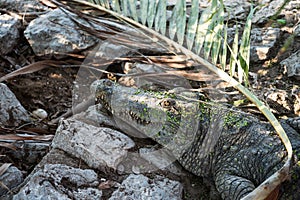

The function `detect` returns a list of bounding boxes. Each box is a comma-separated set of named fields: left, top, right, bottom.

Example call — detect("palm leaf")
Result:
left=50, top=0, right=293, bottom=199
left=186, top=0, right=199, bottom=50
left=109, top=0, right=120, bottom=12
left=229, top=24, right=239, bottom=76
left=219, top=21, right=228, bottom=70
left=154, top=0, right=166, bottom=34
left=147, top=0, right=158, bottom=29
left=194, top=1, right=214, bottom=55
left=238, top=5, right=256, bottom=84
left=139, top=0, right=148, bottom=25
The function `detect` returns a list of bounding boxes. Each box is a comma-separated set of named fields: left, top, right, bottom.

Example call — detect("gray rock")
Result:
left=24, top=8, right=98, bottom=56
left=73, top=188, right=103, bottom=200
left=281, top=50, right=300, bottom=79
left=109, top=174, right=183, bottom=200
left=0, top=14, right=21, bottom=54
left=0, top=165, right=23, bottom=196
left=282, top=0, right=300, bottom=24
left=225, top=26, right=281, bottom=62
left=52, top=119, right=135, bottom=170
left=139, top=147, right=183, bottom=176
left=252, top=0, right=285, bottom=24
left=13, top=164, right=102, bottom=200
left=265, top=89, right=293, bottom=115
left=0, top=0, right=48, bottom=13
left=294, top=24, right=300, bottom=37
left=0, top=83, right=31, bottom=127
left=73, top=104, right=117, bottom=128
left=36, top=148, right=90, bottom=169
left=8, top=142, right=50, bottom=165
left=250, top=27, right=280, bottom=62
left=223, top=0, right=251, bottom=21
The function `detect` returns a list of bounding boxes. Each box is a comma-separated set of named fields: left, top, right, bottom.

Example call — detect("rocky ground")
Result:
left=0, top=0, right=299, bottom=199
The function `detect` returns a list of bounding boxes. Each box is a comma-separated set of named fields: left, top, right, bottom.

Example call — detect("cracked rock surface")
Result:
left=0, top=83, right=30, bottom=127
left=109, top=174, right=183, bottom=200
left=13, top=164, right=102, bottom=200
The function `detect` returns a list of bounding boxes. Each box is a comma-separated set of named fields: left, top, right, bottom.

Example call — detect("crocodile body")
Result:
left=93, top=79, right=300, bottom=200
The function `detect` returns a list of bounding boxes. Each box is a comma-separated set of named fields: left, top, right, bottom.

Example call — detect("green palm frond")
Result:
left=50, top=0, right=292, bottom=199
left=88, top=0, right=250, bottom=84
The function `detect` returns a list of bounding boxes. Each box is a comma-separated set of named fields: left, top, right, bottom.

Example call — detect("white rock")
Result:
left=24, top=9, right=98, bottom=56
left=13, top=164, right=102, bottom=200
left=32, top=108, right=48, bottom=119
left=52, top=119, right=135, bottom=169
left=109, top=174, right=183, bottom=200
left=281, top=50, right=300, bottom=79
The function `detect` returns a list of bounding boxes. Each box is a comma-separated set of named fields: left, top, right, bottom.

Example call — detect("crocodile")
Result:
left=92, top=79, right=300, bottom=200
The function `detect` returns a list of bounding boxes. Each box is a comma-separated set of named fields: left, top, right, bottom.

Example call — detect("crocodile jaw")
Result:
left=93, top=79, right=200, bottom=155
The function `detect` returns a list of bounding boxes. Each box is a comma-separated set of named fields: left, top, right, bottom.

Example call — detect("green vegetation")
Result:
left=89, top=0, right=253, bottom=84
left=223, top=111, right=249, bottom=128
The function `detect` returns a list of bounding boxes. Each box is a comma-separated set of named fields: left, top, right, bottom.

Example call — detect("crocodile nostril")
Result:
left=160, top=99, right=176, bottom=108
left=99, top=94, right=105, bottom=100
left=107, top=73, right=116, bottom=81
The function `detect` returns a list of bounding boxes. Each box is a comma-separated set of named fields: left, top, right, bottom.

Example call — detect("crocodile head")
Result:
left=92, top=79, right=201, bottom=156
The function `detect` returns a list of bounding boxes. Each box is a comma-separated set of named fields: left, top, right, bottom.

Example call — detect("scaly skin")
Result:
left=92, top=79, right=300, bottom=200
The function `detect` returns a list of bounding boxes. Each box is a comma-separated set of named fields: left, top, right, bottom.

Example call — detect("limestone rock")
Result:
left=224, top=0, right=251, bottom=21
left=13, top=164, right=102, bottom=200
left=294, top=24, right=300, bottom=37
left=252, top=0, right=285, bottom=24
left=72, top=104, right=117, bottom=128
left=0, top=0, right=48, bottom=13
left=0, top=165, right=23, bottom=197
left=282, top=0, right=300, bottom=24
left=8, top=142, right=50, bottom=165
left=281, top=50, right=300, bottom=79
left=52, top=119, right=135, bottom=170
left=0, top=14, right=21, bottom=54
left=24, top=9, right=98, bottom=56
left=109, top=174, right=183, bottom=200
left=139, top=147, right=183, bottom=176
left=265, top=89, right=293, bottom=115
left=250, top=27, right=280, bottom=62
left=0, top=83, right=31, bottom=127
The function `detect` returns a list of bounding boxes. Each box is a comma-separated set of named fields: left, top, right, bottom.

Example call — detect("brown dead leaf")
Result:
left=0, top=164, right=12, bottom=193
left=0, top=134, right=54, bottom=141
left=0, top=181, right=10, bottom=194
left=39, top=0, right=57, bottom=8
left=0, top=143, right=17, bottom=150
left=264, top=185, right=280, bottom=200
left=0, top=60, right=65, bottom=83
left=167, top=70, right=220, bottom=82
left=98, top=180, right=117, bottom=190
left=0, top=163, right=12, bottom=177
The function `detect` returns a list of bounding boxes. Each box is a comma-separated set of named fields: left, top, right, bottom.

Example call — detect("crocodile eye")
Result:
left=107, top=73, right=116, bottom=81
left=160, top=99, right=176, bottom=108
